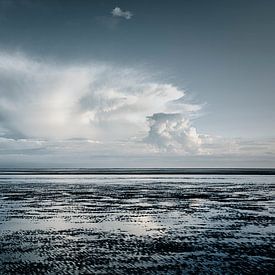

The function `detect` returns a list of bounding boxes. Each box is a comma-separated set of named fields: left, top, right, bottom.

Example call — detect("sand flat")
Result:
left=0, top=174, right=274, bottom=274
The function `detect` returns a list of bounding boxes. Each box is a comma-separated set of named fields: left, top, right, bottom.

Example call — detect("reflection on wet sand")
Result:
left=0, top=174, right=274, bottom=274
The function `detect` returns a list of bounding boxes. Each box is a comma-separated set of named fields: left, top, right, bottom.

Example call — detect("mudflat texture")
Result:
left=0, top=174, right=274, bottom=274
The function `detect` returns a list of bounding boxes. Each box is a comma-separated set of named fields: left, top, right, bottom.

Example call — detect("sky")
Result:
left=0, top=0, right=274, bottom=168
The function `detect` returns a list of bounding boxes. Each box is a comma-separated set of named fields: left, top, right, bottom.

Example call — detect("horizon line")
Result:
left=0, top=167, right=274, bottom=175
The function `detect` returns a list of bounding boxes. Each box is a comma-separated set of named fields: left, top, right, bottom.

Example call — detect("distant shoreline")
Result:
left=0, top=168, right=274, bottom=175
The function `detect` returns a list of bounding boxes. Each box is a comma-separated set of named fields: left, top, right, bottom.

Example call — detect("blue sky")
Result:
left=0, top=0, right=274, bottom=167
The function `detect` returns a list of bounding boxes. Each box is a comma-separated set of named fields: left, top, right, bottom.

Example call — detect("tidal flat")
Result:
left=0, top=174, right=274, bottom=274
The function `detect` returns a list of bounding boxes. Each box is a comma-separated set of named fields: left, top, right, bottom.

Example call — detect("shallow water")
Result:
left=0, top=174, right=274, bottom=274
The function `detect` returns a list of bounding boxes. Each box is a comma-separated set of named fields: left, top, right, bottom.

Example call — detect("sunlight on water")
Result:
left=0, top=174, right=274, bottom=274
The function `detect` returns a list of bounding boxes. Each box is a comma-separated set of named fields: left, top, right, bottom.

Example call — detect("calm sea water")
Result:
left=0, top=174, right=274, bottom=274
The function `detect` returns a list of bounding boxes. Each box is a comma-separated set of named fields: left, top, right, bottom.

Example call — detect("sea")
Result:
left=0, top=169, right=274, bottom=274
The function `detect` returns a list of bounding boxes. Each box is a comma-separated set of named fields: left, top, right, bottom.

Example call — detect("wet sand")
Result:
left=0, top=174, right=274, bottom=274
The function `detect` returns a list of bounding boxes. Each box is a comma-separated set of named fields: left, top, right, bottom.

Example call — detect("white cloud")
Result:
left=0, top=50, right=274, bottom=166
left=0, top=135, right=274, bottom=168
left=144, top=113, right=202, bottom=154
left=111, top=7, right=133, bottom=20
left=0, top=51, right=201, bottom=151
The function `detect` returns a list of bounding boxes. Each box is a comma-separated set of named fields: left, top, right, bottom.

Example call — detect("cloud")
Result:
left=0, top=51, right=201, bottom=151
left=144, top=113, right=202, bottom=153
left=111, top=7, right=133, bottom=20
left=0, top=50, right=274, bottom=167
left=0, top=135, right=274, bottom=168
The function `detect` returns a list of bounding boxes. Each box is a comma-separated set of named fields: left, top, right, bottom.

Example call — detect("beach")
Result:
left=0, top=172, right=274, bottom=274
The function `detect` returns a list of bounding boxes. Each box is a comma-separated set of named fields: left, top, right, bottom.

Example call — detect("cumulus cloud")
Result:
left=0, top=50, right=273, bottom=166
left=144, top=113, right=202, bottom=153
left=111, top=7, right=132, bottom=20
left=0, top=51, right=201, bottom=152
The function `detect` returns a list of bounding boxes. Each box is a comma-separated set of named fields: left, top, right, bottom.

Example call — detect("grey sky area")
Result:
left=0, top=0, right=274, bottom=167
